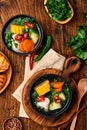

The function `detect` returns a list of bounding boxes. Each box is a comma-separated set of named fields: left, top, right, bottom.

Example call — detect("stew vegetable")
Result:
left=4, top=17, right=39, bottom=53
left=31, top=75, right=70, bottom=113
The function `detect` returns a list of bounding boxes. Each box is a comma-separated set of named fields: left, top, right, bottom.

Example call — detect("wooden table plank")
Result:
left=0, top=0, right=87, bottom=130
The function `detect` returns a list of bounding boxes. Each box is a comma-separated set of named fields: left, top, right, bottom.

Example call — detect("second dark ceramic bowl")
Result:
left=30, top=74, right=72, bottom=117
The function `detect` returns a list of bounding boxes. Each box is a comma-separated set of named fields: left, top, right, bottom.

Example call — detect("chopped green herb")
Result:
left=31, top=91, right=38, bottom=105
left=14, top=43, right=18, bottom=48
left=62, top=83, right=70, bottom=98
left=45, top=87, right=56, bottom=103
left=54, top=78, right=58, bottom=82
left=4, top=30, right=12, bottom=48
left=32, top=91, right=38, bottom=99
left=83, top=13, right=87, bottom=18
left=12, top=17, right=35, bottom=26
left=45, top=0, right=72, bottom=21
left=7, top=43, right=12, bottom=48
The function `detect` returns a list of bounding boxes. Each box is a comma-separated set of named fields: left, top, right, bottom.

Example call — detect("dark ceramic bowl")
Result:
left=2, top=14, right=43, bottom=56
left=30, top=74, right=72, bottom=117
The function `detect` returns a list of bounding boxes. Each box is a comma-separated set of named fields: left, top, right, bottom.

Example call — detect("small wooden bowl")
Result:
left=3, top=117, right=22, bottom=130
left=44, top=0, right=74, bottom=24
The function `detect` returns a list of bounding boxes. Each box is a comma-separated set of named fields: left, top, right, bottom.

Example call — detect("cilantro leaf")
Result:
left=66, top=22, right=87, bottom=64
left=45, top=0, right=71, bottom=21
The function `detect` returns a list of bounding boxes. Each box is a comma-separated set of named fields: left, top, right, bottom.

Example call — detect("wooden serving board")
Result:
left=0, top=51, right=12, bottom=94
left=22, top=70, right=78, bottom=127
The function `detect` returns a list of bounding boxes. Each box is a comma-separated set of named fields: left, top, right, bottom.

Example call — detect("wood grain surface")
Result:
left=0, top=0, right=87, bottom=130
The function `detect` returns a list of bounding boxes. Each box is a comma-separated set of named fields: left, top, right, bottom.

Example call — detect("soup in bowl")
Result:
left=2, top=14, right=43, bottom=55
left=30, top=74, right=72, bottom=116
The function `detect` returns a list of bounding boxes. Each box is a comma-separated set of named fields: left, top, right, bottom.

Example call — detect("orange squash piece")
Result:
left=19, top=39, right=34, bottom=52
left=54, top=87, right=63, bottom=92
left=22, top=39, right=34, bottom=52
left=19, top=42, right=26, bottom=52
left=51, top=81, right=64, bottom=89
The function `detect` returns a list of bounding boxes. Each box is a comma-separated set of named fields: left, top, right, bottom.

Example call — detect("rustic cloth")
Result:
left=12, top=49, right=65, bottom=118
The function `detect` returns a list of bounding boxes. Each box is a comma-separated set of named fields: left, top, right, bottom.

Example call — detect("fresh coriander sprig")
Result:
left=66, top=22, right=87, bottom=64
left=83, top=13, right=87, bottom=18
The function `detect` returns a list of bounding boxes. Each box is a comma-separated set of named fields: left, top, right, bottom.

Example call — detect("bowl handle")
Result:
left=61, top=56, right=81, bottom=80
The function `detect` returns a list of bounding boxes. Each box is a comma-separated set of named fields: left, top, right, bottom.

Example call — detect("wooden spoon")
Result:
left=70, top=78, right=87, bottom=130
left=44, top=0, right=74, bottom=24
left=58, top=101, right=87, bottom=130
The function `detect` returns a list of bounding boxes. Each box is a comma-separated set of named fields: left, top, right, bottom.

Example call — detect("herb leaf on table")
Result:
left=66, top=22, right=87, bottom=64
left=83, top=13, right=87, bottom=18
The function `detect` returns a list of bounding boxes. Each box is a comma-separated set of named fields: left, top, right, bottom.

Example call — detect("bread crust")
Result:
left=0, top=54, right=9, bottom=73
left=0, top=51, right=12, bottom=94
left=0, top=74, right=7, bottom=90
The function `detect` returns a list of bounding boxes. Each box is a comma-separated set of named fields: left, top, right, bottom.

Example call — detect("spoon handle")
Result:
left=70, top=95, right=82, bottom=130
left=70, top=99, right=87, bottom=130
left=70, top=116, right=77, bottom=130
left=62, top=56, right=81, bottom=80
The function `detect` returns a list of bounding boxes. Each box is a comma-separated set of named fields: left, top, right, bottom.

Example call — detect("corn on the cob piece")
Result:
left=35, top=80, right=50, bottom=96
left=10, top=24, right=24, bottom=34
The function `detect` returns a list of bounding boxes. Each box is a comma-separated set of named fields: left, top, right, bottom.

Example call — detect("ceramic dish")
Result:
left=30, top=74, right=72, bottom=116
left=2, top=14, right=43, bottom=56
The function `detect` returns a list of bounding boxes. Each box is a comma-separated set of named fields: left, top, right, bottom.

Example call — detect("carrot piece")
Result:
left=51, top=82, right=64, bottom=89
left=22, top=39, right=34, bottom=52
left=19, top=42, right=26, bottom=52
left=54, top=87, right=62, bottom=92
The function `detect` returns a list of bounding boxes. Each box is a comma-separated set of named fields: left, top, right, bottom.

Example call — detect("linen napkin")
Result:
left=12, top=49, right=65, bottom=118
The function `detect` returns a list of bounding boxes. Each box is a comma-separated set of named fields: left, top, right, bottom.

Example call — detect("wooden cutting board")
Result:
left=22, top=56, right=81, bottom=127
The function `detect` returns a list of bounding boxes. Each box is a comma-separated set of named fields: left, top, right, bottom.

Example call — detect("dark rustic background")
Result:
left=0, top=0, right=87, bottom=130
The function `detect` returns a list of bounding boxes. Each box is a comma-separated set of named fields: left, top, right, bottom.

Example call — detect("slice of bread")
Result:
left=44, top=0, right=74, bottom=24
left=0, top=51, right=12, bottom=94
left=0, top=74, right=7, bottom=90
left=0, top=54, right=9, bottom=73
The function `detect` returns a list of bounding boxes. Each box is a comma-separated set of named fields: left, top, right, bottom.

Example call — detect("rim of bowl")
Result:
left=2, top=14, right=43, bottom=56
left=30, top=74, right=72, bottom=117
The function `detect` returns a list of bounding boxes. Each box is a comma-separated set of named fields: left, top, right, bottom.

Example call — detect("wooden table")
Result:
left=0, top=0, right=87, bottom=129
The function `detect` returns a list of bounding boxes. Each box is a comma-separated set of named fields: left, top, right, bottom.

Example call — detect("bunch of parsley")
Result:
left=66, top=23, right=87, bottom=64
left=45, top=0, right=71, bottom=21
